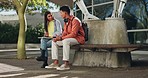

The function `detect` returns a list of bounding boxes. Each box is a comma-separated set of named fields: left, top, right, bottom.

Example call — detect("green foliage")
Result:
left=0, top=0, right=53, bottom=14
left=0, top=22, right=19, bottom=43
left=26, top=23, right=44, bottom=43
left=0, top=0, right=15, bottom=11
left=0, top=23, right=44, bottom=43
left=27, top=0, right=54, bottom=15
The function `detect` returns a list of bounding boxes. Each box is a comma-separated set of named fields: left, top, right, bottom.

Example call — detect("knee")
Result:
left=52, top=41, right=56, bottom=45
left=62, top=39, right=70, bottom=45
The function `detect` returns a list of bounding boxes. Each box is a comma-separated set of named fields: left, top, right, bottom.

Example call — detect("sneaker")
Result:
left=45, top=63, right=59, bottom=69
left=56, top=64, right=70, bottom=71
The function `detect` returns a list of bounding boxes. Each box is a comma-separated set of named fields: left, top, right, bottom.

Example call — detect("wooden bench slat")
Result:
left=78, top=44, right=148, bottom=48
left=71, top=44, right=148, bottom=52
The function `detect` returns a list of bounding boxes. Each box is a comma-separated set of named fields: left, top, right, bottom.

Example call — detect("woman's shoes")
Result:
left=41, top=63, right=48, bottom=68
left=36, top=56, right=46, bottom=61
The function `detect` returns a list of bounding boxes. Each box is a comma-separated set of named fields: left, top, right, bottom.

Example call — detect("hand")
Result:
left=44, top=32, right=49, bottom=37
left=53, top=38, right=57, bottom=42
left=53, top=36, right=62, bottom=42
left=56, top=36, right=62, bottom=41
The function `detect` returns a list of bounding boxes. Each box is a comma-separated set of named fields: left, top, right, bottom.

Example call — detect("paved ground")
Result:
left=0, top=50, right=148, bottom=78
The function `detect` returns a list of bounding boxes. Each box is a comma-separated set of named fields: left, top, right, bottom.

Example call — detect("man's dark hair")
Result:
left=60, top=5, right=70, bottom=15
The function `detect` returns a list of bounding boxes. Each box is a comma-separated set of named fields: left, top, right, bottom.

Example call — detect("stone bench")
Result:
left=72, top=44, right=148, bottom=68
left=38, top=36, right=148, bottom=68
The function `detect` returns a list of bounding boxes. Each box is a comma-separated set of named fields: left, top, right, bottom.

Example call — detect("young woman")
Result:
left=36, top=11, right=62, bottom=68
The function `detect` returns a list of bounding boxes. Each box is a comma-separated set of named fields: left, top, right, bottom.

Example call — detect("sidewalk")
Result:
left=0, top=50, right=148, bottom=78
left=1, top=58, right=148, bottom=78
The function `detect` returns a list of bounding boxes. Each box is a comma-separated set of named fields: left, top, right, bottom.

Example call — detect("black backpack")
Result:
left=82, top=22, right=89, bottom=41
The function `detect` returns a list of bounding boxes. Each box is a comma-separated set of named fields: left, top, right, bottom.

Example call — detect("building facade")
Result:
left=74, top=0, right=148, bottom=44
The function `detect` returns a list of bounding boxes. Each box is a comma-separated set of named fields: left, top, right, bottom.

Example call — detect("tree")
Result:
left=0, top=0, right=47, bottom=59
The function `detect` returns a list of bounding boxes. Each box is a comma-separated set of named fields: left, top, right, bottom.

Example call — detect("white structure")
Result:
left=111, top=0, right=127, bottom=18
left=74, top=0, right=127, bottom=19
left=73, top=0, right=99, bottom=20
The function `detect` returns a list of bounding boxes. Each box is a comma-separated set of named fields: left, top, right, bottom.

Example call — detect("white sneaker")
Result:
left=45, top=63, right=59, bottom=69
left=56, top=64, right=70, bottom=71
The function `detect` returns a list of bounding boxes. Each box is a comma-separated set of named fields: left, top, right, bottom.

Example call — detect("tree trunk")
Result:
left=17, top=12, right=27, bottom=59
left=12, top=0, right=29, bottom=59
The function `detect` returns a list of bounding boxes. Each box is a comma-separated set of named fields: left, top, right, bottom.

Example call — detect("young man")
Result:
left=36, top=11, right=62, bottom=68
left=45, top=5, right=85, bottom=70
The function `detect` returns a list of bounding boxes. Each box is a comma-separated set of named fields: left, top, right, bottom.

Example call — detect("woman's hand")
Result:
left=44, top=32, right=49, bottom=37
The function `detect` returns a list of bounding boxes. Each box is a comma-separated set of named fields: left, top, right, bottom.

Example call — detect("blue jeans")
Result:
left=40, top=37, right=52, bottom=57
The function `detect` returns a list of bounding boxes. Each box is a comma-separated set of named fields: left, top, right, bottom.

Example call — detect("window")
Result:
left=74, top=0, right=113, bottom=20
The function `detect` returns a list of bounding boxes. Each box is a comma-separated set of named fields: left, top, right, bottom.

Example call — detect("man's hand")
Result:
left=53, top=36, right=62, bottom=42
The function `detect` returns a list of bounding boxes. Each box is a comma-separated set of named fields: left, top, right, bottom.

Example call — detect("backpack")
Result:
left=82, top=22, right=89, bottom=41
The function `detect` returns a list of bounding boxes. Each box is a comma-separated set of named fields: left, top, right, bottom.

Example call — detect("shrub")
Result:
left=0, top=22, right=44, bottom=43
left=26, top=23, right=44, bottom=43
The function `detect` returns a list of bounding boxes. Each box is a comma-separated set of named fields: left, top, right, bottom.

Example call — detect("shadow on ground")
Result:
left=132, top=60, right=148, bottom=67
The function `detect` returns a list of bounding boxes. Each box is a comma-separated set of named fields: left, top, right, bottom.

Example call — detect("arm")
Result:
left=53, top=20, right=63, bottom=37
left=61, top=24, right=67, bottom=37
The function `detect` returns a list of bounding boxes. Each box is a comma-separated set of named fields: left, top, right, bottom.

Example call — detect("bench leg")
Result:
left=72, top=51, right=132, bottom=68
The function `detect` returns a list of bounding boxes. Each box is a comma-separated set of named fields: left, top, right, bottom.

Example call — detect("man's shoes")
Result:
left=56, top=64, right=70, bottom=71
left=45, top=63, right=59, bottom=69
left=36, top=56, right=46, bottom=61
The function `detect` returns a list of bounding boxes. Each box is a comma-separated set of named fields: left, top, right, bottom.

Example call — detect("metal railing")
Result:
left=127, top=29, right=148, bottom=32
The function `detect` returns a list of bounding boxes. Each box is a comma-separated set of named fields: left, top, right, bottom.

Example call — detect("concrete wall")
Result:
left=85, top=18, right=129, bottom=44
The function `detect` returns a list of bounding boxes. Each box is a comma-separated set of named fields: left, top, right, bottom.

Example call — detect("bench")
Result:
left=72, top=44, right=148, bottom=68
left=38, top=37, right=148, bottom=52
left=38, top=37, right=148, bottom=67
left=71, top=44, right=148, bottom=52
